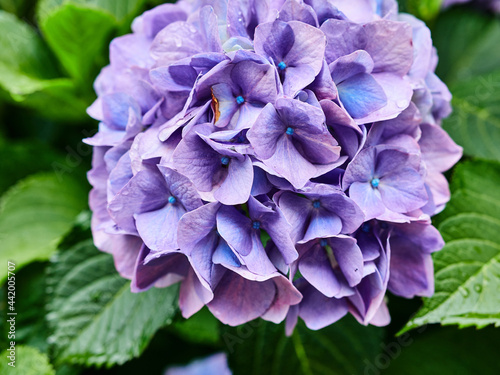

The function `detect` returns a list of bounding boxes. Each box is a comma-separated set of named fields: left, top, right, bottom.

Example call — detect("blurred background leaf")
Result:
left=432, top=8, right=500, bottom=162
left=0, top=10, right=87, bottom=120
left=0, top=346, right=56, bottom=375
left=0, top=173, right=87, bottom=283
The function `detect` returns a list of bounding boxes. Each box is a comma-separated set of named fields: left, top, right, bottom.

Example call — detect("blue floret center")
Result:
left=168, top=196, right=177, bottom=204
left=320, top=239, right=328, bottom=247
left=236, top=95, right=245, bottom=105
left=370, top=178, right=380, bottom=188
left=361, top=222, right=371, bottom=233
left=221, top=156, right=230, bottom=166
left=286, top=127, right=294, bottom=135
left=313, top=200, right=321, bottom=209
left=278, top=61, right=287, bottom=70
left=252, top=221, right=261, bottom=230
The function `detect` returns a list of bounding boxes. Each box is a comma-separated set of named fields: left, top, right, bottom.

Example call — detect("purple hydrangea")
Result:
left=165, top=353, right=232, bottom=375
left=86, top=0, right=462, bottom=331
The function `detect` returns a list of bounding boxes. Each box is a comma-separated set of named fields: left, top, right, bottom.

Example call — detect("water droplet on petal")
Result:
left=397, top=100, right=408, bottom=109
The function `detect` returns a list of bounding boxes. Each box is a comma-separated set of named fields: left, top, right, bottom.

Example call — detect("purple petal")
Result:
left=208, top=270, right=276, bottom=326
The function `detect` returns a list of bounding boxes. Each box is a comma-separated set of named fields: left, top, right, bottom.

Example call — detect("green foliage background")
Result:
left=0, top=0, right=499, bottom=374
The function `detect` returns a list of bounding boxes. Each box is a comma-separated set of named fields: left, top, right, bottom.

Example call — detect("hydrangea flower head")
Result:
left=86, top=0, right=462, bottom=330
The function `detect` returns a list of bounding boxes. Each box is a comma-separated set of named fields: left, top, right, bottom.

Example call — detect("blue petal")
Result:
left=337, top=73, right=387, bottom=119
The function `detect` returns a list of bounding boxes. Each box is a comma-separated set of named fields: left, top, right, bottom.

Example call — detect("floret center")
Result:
left=252, top=221, right=261, bottom=230
left=370, top=178, right=380, bottom=188
left=286, top=127, right=294, bottom=135
left=168, top=196, right=177, bottom=204
left=313, top=200, right=321, bottom=209
left=221, top=156, right=230, bottom=166
left=236, top=95, right=245, bottom=105
left=278, top=61, right=287, bottom=70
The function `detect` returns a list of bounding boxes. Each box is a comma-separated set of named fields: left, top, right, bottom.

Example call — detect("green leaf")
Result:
left=223, top=317, right=384, bottom=375
left=0, top=345, right=55, bottom=375
left=383, top=326, right=500, bottom=375
left=0, top=11, right=88, bottom=120
left=37, top=0, right=146, bottom=25
left=11, top=263, right=51, bottom=353
left=432, top=8, right=500, bottom=161
left=401, top=0, right=443, bottom=22
left=433, top=8, right=500, bottom=85
left=40, top=3, right=116, bottom=82
left=402, top=161, right=500, bottom=333
left=0, top=139, right=65, bottom=194
left=171, top=308, right=221, bottom=345
left=0, top=173, right=87, bottom=284
left=47, top=233, right=179, bottom=367
left=442, top=70, right=500, bottom=162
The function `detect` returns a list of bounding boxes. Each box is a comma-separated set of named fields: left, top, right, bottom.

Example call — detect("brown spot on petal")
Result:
left=211, top=87, right=220, bottom=123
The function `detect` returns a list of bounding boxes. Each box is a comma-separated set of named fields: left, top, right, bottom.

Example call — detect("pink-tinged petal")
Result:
left=298, top=282, right=349, bottom=330
left=349, top=182, right=385, bottom=221
left=132, top=247, right=189, bottom=292
left=389, top=247, right=434, bottom=298
left=355, top=73, right=413, bottom=124
left=285, top=304, right=299, bottom=336
left=309, top=60, right=338, bottom=100
left=179, top=267, right=214, bottom=318
left=363, top=20, right=413, bottom=75
left=337, top=73, right=387, bottom=119
left=419, top=122, right=463, bottom=173
left=261, top=275, right=303, bottom=323
left=111, top=235, right=143, bottom=280
left=151, top=22, right=205, bottom=63
left=368, top=300, right=391, bottom=327
left=425, top=171, right=450, bottom=207
left=208, top=270, right=276, bottom=326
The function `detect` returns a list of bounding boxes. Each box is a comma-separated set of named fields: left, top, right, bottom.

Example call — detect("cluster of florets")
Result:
left=86, top=0, right=462, bottom=330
